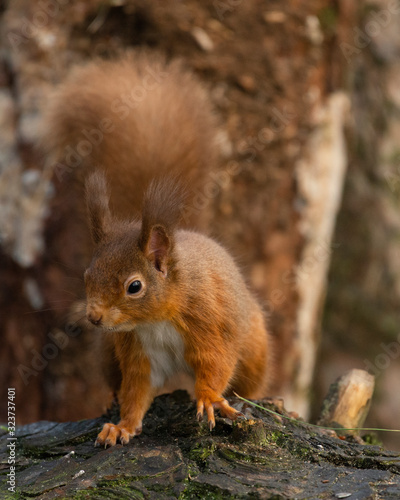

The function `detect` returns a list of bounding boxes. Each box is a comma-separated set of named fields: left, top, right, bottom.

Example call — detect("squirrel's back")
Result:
left=41, top=52, right=218, bottom=221
left=175, top=229, right=266, bottom=340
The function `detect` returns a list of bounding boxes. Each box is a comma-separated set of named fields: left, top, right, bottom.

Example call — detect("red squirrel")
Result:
left=42, top=52, right=272, bottom=446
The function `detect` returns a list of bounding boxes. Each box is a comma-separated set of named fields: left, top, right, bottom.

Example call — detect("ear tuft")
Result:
left=139, top=178, right=186, bottom=274
left=85, top=171, right=112, bottom=244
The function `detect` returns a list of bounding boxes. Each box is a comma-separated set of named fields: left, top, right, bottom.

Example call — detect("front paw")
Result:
left=196, top=393, right=244, bottom=430
left=95, top=421, right=142, bottom=447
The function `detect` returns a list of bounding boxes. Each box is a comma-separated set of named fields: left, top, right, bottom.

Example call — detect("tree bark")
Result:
left=1, top=393, right=399, bottom=499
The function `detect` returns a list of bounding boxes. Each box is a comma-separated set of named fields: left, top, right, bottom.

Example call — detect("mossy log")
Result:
left=1, top=392, right=399, bottom=499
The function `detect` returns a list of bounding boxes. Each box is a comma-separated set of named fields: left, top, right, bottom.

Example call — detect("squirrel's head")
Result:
left=84, top=172, right=184, bottom=331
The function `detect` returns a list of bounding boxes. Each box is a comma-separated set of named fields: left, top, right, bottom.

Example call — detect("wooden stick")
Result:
left=318, top=369, right=375, bottom=435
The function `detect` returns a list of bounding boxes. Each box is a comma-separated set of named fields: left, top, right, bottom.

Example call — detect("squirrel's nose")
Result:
left=87, top=311, right=103, bottom=326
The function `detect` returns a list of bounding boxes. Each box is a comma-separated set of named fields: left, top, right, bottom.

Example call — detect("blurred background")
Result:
left=1, top=0, right=400, bottom=450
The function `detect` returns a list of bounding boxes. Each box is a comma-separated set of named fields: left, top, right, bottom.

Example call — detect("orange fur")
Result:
left=85, top=175, right=272, bottom=446
left=41, top=51, right=216, bottom=228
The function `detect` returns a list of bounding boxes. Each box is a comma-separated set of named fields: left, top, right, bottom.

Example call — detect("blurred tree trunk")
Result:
left=0, top=0, right=353, bottom=423
left=316, top=0, right=400, bottom=451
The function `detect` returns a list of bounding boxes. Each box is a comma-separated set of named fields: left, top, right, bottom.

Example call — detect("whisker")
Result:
left=62, top=277, right=85, bottom=283
left=46, top=259, right=86, bottom=274
left=23, top=302, right=86, bottom=315
left=23, top=307, right=69, bottom=315
left=67, top=315, right=89, bottom=328
left=58, top=288, right=81, bottom=298
left=45, top=299, right=76, bottom=304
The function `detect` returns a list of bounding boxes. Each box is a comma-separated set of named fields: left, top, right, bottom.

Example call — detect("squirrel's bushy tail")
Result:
left=40, top=51, right=218, bottom=223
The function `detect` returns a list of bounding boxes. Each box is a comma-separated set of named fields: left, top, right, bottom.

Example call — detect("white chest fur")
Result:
left=135, top=321, right=192, bottom=388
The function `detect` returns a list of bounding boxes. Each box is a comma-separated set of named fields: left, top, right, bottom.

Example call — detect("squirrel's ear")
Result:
left=85, top=171, right=112, bottom=244
left=142, top=225, right=170, bottom=276
left=139, top=178, right=184, bottom=276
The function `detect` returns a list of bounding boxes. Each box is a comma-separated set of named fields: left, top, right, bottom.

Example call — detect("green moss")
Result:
left=263, top=429, right=315, bottom=461
left=189, top=442, right=217, bottom=465
left=19, top=445, right=56, bottom=460
left=72, top=478, right=144, bottom=499
left=231, top=420, right=269, bottom=446
left=362, top=433, right=383, bottom=447
left=218, top=447, right=267, bottom=465
left=67, top=433, right=98, bottom=446
left=180, top=481, right=236, bottom=500
left=265, top=429, right=285, bottom=445
left=0, top=491, right=22, bottom=500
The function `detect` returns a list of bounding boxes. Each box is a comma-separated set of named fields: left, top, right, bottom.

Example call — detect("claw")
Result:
left=95, top=422, right=137, bottom=447
left=197, top=400, right=204, bottom=421
left=196, top=394, right=239, bottom=431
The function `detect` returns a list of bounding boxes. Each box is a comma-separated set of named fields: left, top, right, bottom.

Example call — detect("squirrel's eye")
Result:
left=127, top=280, right=142, bottom=295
